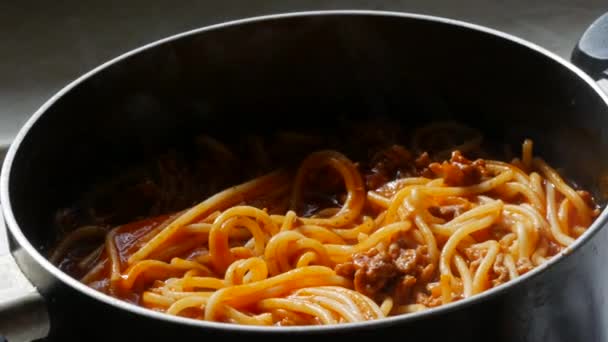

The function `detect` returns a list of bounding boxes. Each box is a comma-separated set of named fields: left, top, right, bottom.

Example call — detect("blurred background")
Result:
left=0, top=0, right=606, bottom=146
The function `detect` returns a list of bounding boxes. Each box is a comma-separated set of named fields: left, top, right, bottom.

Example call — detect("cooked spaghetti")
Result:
left=50, top=122, right=600, bottom=326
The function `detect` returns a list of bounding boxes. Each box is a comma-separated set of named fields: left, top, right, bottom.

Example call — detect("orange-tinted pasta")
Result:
left=50, top=123, right=600, bottom=326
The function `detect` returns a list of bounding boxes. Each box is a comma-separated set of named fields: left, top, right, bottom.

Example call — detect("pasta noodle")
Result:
left=50, top=123, right=600, bottom=326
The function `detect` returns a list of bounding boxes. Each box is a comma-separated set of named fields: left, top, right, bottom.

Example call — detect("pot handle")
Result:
left=0, top=148, right=50, bottom=341
left=571, top=12, right=608, bottom=88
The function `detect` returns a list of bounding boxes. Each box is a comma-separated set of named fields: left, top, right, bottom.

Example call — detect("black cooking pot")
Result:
left=1, top=10, right=608, bottom=342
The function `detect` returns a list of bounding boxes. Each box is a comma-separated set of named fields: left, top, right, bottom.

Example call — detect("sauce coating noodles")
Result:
left=51, top=124, right=600, bottom=326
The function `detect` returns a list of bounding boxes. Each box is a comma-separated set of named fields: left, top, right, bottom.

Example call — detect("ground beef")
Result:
left=492, top=254, right=509, bottom=287
left=363, top=146, right=490, bottom=191
left=465, top=247, right=486, bottom=275
left=428, top=151, right=489, bottom=186
left=389, top=246, right=418, bottom=274
left=365, top=145, right=414, bottom=190
left=335, top=239, right=433, bottom=303
left=420, top=264, right=436, bottom=287
left=428, top=204, right=469, bottom=221
left=351, top=248, right=399, bottom=297
left=364, top=145, right=436, bottom=190
left=416, top=152, right=435, bottom=178
left=415, top=152, right=432, bottom=170
left=394, top=275, right=417, bottom=303
left=464, top=246, right=484, bottom=261
left=334, top=260, right=357, bottom=278
left=415, top=291, right=442, bottom=307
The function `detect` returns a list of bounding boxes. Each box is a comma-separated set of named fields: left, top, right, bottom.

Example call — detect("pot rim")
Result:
left=2, top=9, right=608, bottom=333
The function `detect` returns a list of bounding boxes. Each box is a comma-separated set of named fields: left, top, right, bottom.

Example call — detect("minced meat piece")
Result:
left=365, top=145, right=416, bottom=190
left=351, top=248, right=399, bottom=297
left=390, top=247, right=418, bottom=274
left=428, top=204, right=468, bottom=221
left=416, top=152, right=436, bottom=179
left=492, top=254, right=509, bottom=287
left=334, top=261, right=357, bottom=278
left=415, top=152, right=432, bottom=170
left=415, top=291, right=442, bottom=307
left=394, top=275, right=417, bottom=304
left=334, top=239, right=433, bottom=303
left=428, top=151, right=489, bottom=186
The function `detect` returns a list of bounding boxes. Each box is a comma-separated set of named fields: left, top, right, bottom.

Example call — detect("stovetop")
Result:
left=1, top=0, right=606, bottom=340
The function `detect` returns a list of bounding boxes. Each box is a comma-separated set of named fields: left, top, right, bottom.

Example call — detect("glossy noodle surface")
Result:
left=50, top=121, right=600, bottom=326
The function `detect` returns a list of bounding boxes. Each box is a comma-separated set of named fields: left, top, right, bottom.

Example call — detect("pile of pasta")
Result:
left=51, top=139, right=599, bottom=326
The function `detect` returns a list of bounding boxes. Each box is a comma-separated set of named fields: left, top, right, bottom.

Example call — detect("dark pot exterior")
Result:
left=3, top=11, right=608, bottom=341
